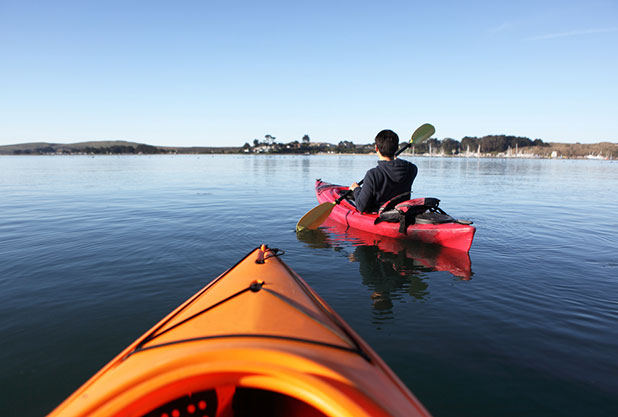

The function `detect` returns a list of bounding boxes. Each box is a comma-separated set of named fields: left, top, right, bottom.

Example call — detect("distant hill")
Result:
left=0, top=141, right=242, bottom=155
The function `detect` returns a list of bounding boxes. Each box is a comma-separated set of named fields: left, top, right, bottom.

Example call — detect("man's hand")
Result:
left=349, top=182, right=360, bottom=191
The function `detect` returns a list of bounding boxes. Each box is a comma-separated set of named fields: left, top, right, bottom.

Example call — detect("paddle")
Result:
left=296, top=123, right=435, bottom=232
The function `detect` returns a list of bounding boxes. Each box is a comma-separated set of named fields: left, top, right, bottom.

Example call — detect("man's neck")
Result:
left=376, top=149, right=394, bottom=161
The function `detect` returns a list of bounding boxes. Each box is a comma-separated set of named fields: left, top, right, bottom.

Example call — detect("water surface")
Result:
left=1, top=155, right=617, bottom=416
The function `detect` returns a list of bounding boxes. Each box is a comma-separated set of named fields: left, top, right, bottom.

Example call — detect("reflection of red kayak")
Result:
left=316, top=180, right=476, bottom=252
left=320, top=218, right=473, bottom=280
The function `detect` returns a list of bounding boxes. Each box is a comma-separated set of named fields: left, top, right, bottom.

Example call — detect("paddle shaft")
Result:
left=334, top=140, right=415, bottom=204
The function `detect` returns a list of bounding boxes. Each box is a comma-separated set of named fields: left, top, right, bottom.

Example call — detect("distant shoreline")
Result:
left=1, top=151, right=615, bottom=161
left=1, top=138, right=616, bottom=160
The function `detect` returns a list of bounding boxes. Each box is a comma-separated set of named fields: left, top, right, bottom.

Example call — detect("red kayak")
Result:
left=315, top=180, right=475, bottom=252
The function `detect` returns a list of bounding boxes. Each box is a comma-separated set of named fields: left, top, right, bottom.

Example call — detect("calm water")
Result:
left=1, top=155, right=617, bottom=416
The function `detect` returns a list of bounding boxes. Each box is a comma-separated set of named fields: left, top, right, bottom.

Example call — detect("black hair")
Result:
left=375, top=129, right=399, bottom=158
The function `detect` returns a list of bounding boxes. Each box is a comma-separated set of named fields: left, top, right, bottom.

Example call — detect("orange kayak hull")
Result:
left=49, top=246, right=431, bottom=417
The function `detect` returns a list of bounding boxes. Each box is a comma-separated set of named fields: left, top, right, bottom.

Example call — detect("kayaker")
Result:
left=350, top=129, right=418, bottom=213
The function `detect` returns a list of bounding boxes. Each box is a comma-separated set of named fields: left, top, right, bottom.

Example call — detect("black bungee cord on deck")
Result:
left=126, top=246, right=370, bottom=362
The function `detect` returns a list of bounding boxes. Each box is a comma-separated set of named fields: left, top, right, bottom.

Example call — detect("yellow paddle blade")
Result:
left=296, top=202, right=336, bottom=232
left=411, top=123, right=435, bottom=144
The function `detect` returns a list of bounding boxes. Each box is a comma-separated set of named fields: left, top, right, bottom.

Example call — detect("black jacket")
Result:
left=352, top=158, right=418, bottom=213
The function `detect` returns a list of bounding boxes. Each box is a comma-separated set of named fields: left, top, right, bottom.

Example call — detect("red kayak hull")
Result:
left=315, top=180, right=475, bottom=252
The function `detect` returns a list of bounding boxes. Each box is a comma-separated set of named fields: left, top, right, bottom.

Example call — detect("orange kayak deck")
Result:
left=49, top=246, right=431, bottom=417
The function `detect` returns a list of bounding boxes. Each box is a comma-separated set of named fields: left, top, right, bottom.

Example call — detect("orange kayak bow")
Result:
left=49, top=245, right=431, bottom=417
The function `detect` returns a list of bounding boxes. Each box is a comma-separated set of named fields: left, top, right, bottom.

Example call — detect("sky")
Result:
left=1, top=0, right=617, bottom=146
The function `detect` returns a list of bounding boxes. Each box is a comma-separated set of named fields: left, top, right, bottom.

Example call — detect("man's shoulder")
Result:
left=396, top=157, right=416, bottom=166
left=364, top=165, right=382, bottom=180
left=396, top=158, right=418, bottom=171
left=378, top=158, right=417, bottom=170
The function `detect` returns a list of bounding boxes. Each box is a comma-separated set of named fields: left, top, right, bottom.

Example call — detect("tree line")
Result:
left=245, top=134, right=549, bottom=155
left=409, top=135, right=548, bottom=155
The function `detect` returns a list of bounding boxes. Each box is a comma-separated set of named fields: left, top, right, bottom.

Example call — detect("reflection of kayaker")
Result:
left=49, top=246, right=432, bottom=417
left=350, top=245, right=430, bottom=312
left=296, top=220, right=472, bottom=318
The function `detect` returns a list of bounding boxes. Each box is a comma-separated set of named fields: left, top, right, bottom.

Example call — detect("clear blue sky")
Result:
left=1, top=0, right=616, bottom=146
